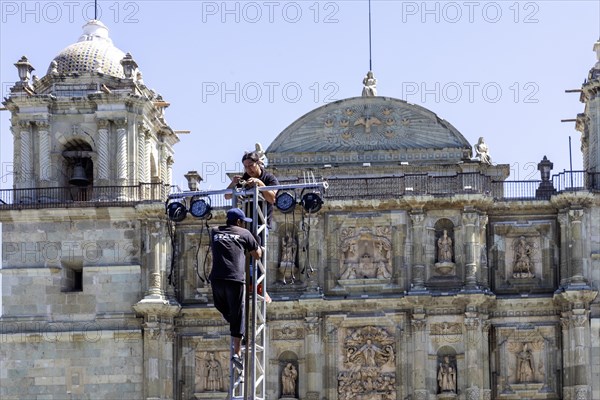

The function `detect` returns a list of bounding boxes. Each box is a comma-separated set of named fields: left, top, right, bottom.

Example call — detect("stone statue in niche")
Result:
left=281, top=363, right=298, bottom=397
left=279, top=235, right=298, bottom=284
left=437, top=355, right=457, bottom=393
left=512, top=236, right=536, bottom=278
left=437, top=229, right=453, bottom=262
left=434, top=229, right=455, bottom=275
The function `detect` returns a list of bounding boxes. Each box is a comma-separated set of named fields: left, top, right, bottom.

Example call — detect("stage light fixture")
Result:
left=167, top=200, right=187, bottom=222
left=301, top=191, right=323, bottom=213
left=190, top=197, right=212, bottom=219
left=275, top=191, right=296, bottom=213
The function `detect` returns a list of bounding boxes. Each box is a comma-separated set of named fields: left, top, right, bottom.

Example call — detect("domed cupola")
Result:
left=47, top=20, right=126, bottom=78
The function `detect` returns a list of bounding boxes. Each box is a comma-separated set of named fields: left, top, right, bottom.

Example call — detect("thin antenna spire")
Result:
left=94, top=0, right=98, bottom=20
left=368, top=0, right=373, bottom=71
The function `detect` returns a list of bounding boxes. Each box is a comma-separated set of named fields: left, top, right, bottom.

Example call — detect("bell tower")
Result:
left=1, top=20, right=183, bottom=400
left=576, top=40, right=600, bottom=189
left=4, top=20, right=178, bottom=199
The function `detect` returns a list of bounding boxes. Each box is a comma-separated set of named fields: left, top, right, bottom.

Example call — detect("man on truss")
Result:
left=209, top=208, right=263, bottom=372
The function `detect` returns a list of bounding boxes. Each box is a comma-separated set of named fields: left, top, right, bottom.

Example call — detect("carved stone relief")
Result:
left=195, top=351, right=227, bottom=393
left=511, top=236, right=537, bottom=279
left=339, top=227, right=392, bottom=281
left=491, top=325, right=560, bottom=397
left=272, top=323, right=304, bottom=341
left=337, top=326, right=396, bottom=400
left=490, top=221, right=557, bottom=294
left=430, top=322, right=462, bottom=344
left=278, top=233, right=298, bottom=284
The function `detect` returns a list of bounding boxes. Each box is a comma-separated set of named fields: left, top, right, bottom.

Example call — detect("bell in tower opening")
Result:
left=69, top=162, right=90, bottom=187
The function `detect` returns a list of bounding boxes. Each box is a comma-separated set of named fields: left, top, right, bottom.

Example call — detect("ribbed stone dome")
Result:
left=47, top=20, right=125, bottom=78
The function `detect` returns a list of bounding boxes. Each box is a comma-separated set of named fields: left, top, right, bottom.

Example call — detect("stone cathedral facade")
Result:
left=1, top=21, right=600, bottom=400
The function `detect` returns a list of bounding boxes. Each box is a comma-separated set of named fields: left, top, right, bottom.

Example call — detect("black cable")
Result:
left=300, top=210, right=314, bottom=277
left=167, top=218, right=176, bottom=286
left=195, top=214, right=213, bottom=284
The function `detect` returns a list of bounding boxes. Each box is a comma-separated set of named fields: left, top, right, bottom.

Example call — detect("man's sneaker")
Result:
left=231, top=354, right=244, bottom=372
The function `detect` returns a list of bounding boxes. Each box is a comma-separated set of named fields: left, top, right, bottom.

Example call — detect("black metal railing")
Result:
left=0, top=172, right=598, bottom=210
left=0, top=183, right=171, bottom=209
left=283, top=171, right=600, bottom=201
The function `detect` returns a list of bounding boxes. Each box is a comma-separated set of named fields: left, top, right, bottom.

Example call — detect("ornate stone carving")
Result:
left=464, top=317, right=480, bottom=331
left=97, top=121, right=110, bottom=180
left=512, top=236, right=536, bottom=278
left=507, top=341, right=544, bottom=383
left=466, top=386, right=480, bottom=400
left=195, top=351, right=225, bottom=392
left=574, top=385, right=589, bottom=400
left=116, top=124, right=128, bottom=181
left=305, top=317, right=320, bottom=335
left=273, top=324, right=303, bottom=341
left=338, top=326, right=396, bottom=400
left=430, top=322, right=462, bottom=343
left=339, top=227, right=392, bottom=280
left=279, top=234, right=298, bottom=284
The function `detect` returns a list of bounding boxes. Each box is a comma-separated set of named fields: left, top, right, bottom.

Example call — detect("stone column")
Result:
left=134, top=308, right=180, bottom=400
left=464, top=311, right=484, bottom=397
left=160, top=144, right=168, bottom=184
left=37, top=121, right=51, bottom=184
left=571, top=310, right=591, bottom=399
left=560, top=316, right=572, bottom=400
left=462, top=209, right=480, bottom=290
left=115, top=118, right=128, bottom=184
left=137, top=122, right=147, bottom=184
left=409, top=211, right=426, bottom=291
left=325, top=321, right=338, bottom=400
left=479, top=214, right=490, bottom=290
left=96, top=118, right=110, bottom=184
left=411, top=313, right=427, bottom=399
left=482, top=321, right=492, bottom=400
left=391, top=214, right=406, bottom=287
left=556, top=289, right=598, bottom=400
left=19, top=120, right=33, bottom=189
left=144, top=220, right=163, bottom=298
left=304, top=316, right=321, bottom=397
left=557, top=212, right=569, bottom=288
left=134, top=221, right=181, bottom=400
left=568, top=208, right=587, bottom=286
left=166, top=156, right=174, bottom=186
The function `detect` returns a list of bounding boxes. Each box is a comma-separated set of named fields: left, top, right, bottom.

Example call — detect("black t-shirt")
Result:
left=209, top=225, right=259, bottom=283
left=241, top=168, right=279, bottom=228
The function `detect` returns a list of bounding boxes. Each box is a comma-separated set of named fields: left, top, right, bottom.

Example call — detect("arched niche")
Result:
left=434, top=218, right=455, bottom=264
left=62, top=139, right=94, bottom=200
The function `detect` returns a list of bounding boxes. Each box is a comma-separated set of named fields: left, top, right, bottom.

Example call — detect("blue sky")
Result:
left=1, top=0, right=599, bottom=190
